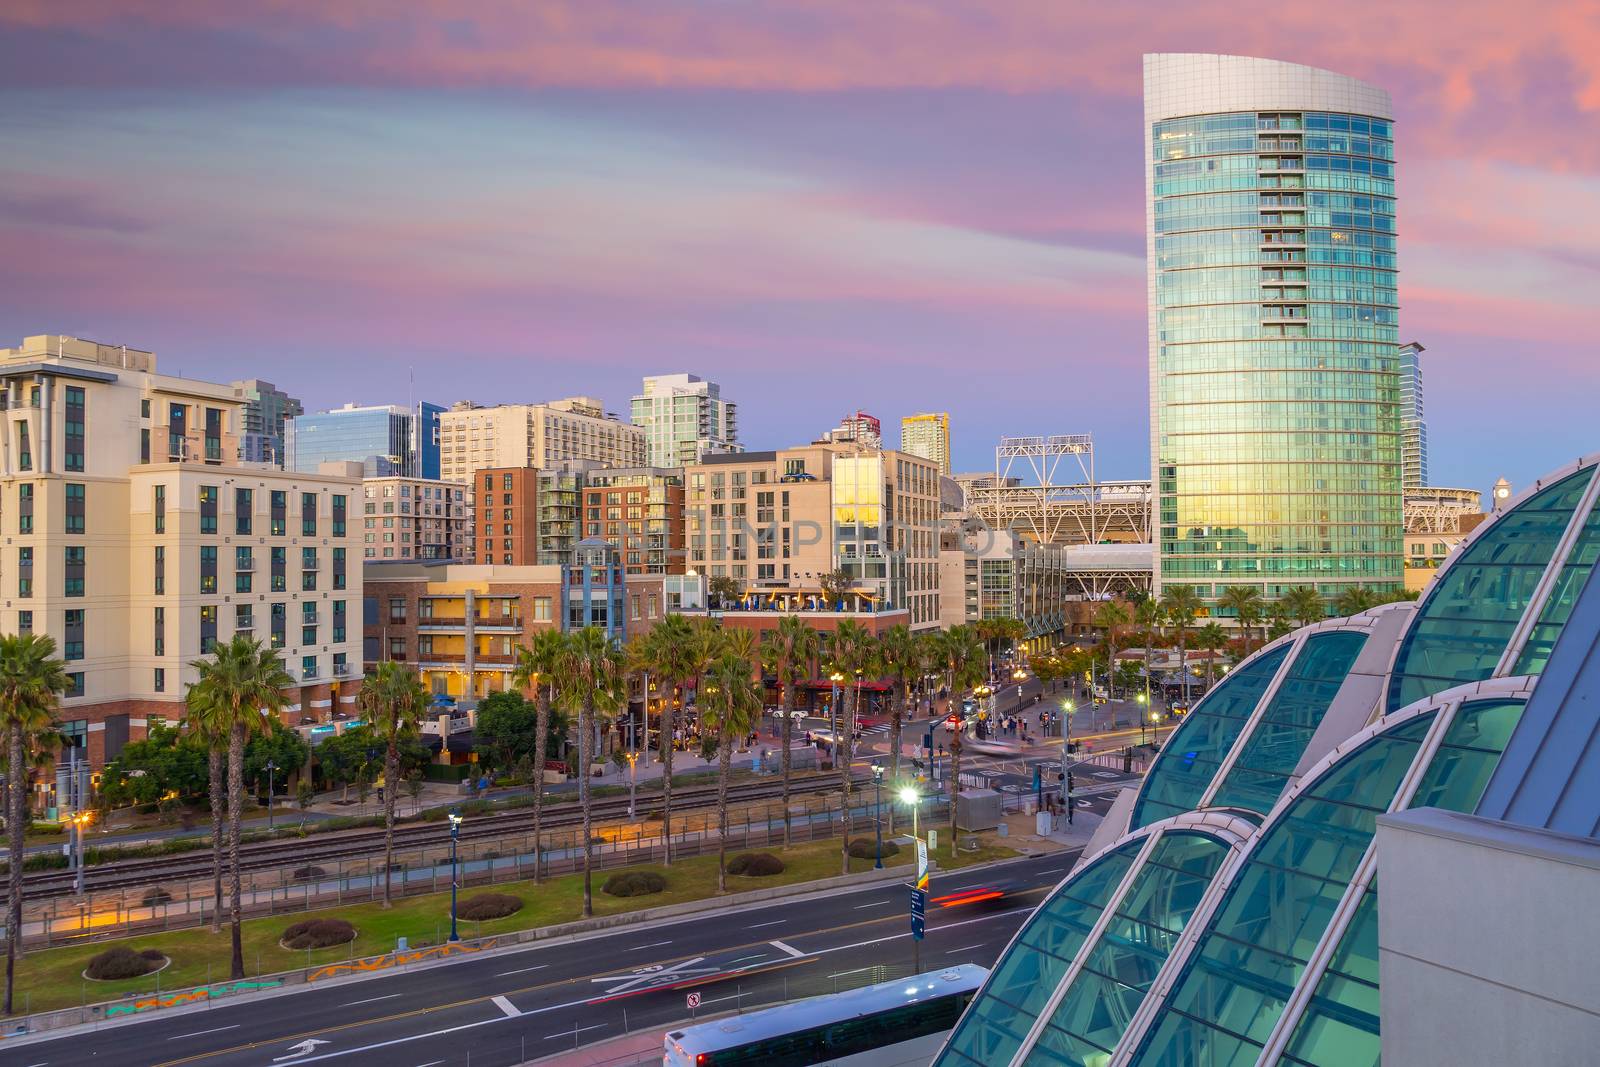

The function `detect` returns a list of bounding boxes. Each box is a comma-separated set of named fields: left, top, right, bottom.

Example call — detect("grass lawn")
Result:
left=13, top=834, right=994, bottom=1016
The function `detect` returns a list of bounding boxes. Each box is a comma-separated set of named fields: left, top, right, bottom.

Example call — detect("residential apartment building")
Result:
left=900, top=412, right=952, bottom=475
left=684, top=442, right=941, bottom=628
left=819, top=411, right=882, bottom=449
left=439, top=397, right=646, bottom=483
left=230, top=378, right=302, bottom=466
left=0, top=335, right=363, bottom=777
left=285, top=401, right=443, bottom=479
left=472, top=464, right=590, bottom=566
left=938, top=524, right=1070, bottom=650
left=630, top=373, right=739, bottom=468
left=361, top=476, right=471, bottom=561
left=1400, top=340, right=1429, bottom=489
left=582, top=467, right=686, bottom=574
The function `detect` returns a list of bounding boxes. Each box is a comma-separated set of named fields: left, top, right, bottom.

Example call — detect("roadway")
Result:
left=14, top=850, right=1089, bottom=1067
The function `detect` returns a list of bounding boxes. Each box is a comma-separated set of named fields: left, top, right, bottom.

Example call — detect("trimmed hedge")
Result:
left=141, top=887, right=173, bottom=907
left=602, top=871, right=666, bottom=897
left=282, top=918, right=357, bottom=949
left=726, top=852, right=786, bottom=877
left=457, top=893, right=524, bottom=921
left=85, top=947, right=166, bottom=981
left=846, top=838, right=900, bottom=860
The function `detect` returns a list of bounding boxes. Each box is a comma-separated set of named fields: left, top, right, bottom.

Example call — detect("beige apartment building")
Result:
left=361, top=476, right=471, bottom=561
left=900, top=412, right=951, bottom=475
left=439, top=397, right=646, bottom=483
left=0, top=335, right=363, bottom=782
left=684, top=443, right=941, bottom=629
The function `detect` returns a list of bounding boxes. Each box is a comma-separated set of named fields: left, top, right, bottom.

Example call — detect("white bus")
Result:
left=663, top=964, right=986, bottom=1067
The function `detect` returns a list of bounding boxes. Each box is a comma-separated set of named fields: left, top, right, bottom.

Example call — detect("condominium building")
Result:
left=684, top=442, right=941, bottom=628
left=472, top=464, right=591, bottom=566
left=0, top=335, right=363, bottom=776
left=361, top=476, right=472, bottom=561
left=1146, top=54, right=1405, bottom=612
left=582, top=467, right=686, bottom=574
left=900, top=412, right=952, bottom=475
left=285, top=401, right=444, bottom=479
left=1400, top=340, right=1429, bottom=488
left=439, top=397, right=645, bottom=483
left=937, top=524, right=1069, bottom=649
left=819, top=411, right=882, bottom=449
left=230, top=378, right=302, bottom=466
left=630, top=373, right=739, bottom=468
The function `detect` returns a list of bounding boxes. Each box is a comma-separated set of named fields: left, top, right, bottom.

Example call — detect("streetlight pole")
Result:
left=73, top=812, right=88, bottom=896
left=899, top=786, right=921, bottom=974
left=872, top=766, right=884, bottom=869
left=1137, top=692, right=1149, bottom=745
left=265, top=760, right=278, bottom=830
left=448, top=809, right=462, bottom=942
left=1060, top=699, right=1073, bottom=825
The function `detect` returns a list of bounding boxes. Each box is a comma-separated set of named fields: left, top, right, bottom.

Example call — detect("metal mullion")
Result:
left=1495, top=467, right=1600, bottom=675
left=1199, top=631, right=1308, bottom=809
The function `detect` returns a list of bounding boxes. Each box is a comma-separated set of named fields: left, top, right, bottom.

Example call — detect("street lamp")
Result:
left=899, top=785, right=921, bottom=842
left=447, top=809, right=463, bottom=942
left=872, top=765, right=885, bottom=869
left=265, top=760, right=278, bottom=829
left=1136, top=692, right=1149, bottom=744
left=829, top=671, right=845, bottom=752
left=626, top=752, right=639, bottom=818
left=73, top=811, right=91, bottom=896
left=1060, top=700, right=1074, bottom=825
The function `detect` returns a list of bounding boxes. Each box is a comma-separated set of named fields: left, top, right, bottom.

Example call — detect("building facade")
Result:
left=938, top=525, right=1069, bottom=648
left=1146, top=53, right=1405, bottom=614
left=472, top=464, right=592, bottom=566
left=1399, top=340, right=1429, bottom=488
left=439, top=398, right=645, bottom=483
left=582, top=467, right=686, bottom=574
left=230, top=378, right=302, bottom=466
left=900, top=412, right=952, bottom=475
left=0, top=335, right=362, bottom=778
left=630, top=373, right=739, bottom=468
left=361, top=476, right=471, bottom=561
left=285, top=401, right=443, bottom=479
left=819, top=411, right=882, bottom=450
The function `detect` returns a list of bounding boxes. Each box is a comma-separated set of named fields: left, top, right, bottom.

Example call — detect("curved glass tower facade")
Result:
left=1145, top=54, right=1404, bottom=611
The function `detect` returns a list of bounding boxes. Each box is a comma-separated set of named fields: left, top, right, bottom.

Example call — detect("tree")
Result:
left=359, top=661, right=430, bottom=907
left=931, top=625, right=985, bottom=853
left=701, top=651, right=761, bottom=892
left=183, top=686, right=230, bottom=936
left=635, top=617, right=692, bottom=866
left=1134, top=597, right=1163, bottom=705
left=97, top=723, right=209, bottom=809
left=1159, top=586, right=1202, bottom=706
left=244, top=722, right=309, bottom=801
left=707, top=575, right=742, bottom=609
left=876, top=624, right=922, bottom=833
left=511, top=628, right=570, bottom=883
left=761, top=616, right=819, bottom=847
left=1284, top=586, right=1328, bottom=628
left=818, top=569, right=854, bottom=607
left=189, top=636, right=290, bottom=980
left=474, top=690, right=568, bottom=777
left=824, top=619, right=876, bottom=875
left=559, top=627, right=623, bottom=918
left=1218, top=586, right=1264, bottom=654
left=0, top=634, right=69, bottom=1015
left=1333, top=586, right=1381, bottom=617
left=1092, top=601, right=1132, bottom=696
left=1195, top=623, right=1229, bottom=689
left=1265, top=600, right=1296, bottom=642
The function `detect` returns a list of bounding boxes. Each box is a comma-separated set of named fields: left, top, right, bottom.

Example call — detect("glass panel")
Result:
left=1279, top=885, right=1380, bottom=1067
left=1211, top=632, right=1368, bottom=816
left=1131, top=714, right=1435, bottom=1065
left=1132, top=645, right=1291, bottom=829
left=1513, top=492, right=1600, bottom=674
left=1024, top=832, right=1229, bottom=1066
left=1387, top=468, right=1593, bottom=712
left=935, top=842, right=1141, bottom=1067
left=1407, top=698, right=1526, bottom=814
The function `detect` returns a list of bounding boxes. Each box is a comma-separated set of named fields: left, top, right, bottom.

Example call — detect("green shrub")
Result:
left=85, top=946, right=165, bottom=981
left=282, top=918, right=357, bottom=949
left=726, top=852, right=786, bottom=877
left=458, top=893, right=524, bottom=921
left=291, top=865, right=327, bottom=882
left=602, top=871, right=666, bottom=897
left=141, top=887, right=173, bottom=907
left=847, top=838, right=900, bottom=860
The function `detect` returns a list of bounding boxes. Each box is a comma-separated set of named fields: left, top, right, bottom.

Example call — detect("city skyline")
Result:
left=3, top=3, right=1596, bottom=494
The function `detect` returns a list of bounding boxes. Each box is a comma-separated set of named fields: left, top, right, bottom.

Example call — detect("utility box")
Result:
left=955, top=788, right=1001, bottom=831
left=1036, top=811, right=1053, bottom=836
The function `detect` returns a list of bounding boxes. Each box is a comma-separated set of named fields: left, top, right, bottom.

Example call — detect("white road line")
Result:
left=631, top=939, right=674, bottom=950
left=544, top=1023, right=608, bottom=1041
left=342, top=993, right=403, bottom=1007
left=853, top=900, right=889, bottom=909
left=495, top=963, right=549, bottom=977
left=414, top=1061, right=445, bottom=1067
left=748, top=919, right=787, bottom=929
left=943, top=944, right=982, bottom=955
left=491, top=995, right=521, bottom=1017
left=166, top=1024, right=241, bottom=1040
left=770, top=939, right=807, bottom=958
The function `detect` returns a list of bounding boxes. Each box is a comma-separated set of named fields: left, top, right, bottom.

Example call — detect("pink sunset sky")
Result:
left=1, top=1, right=1596, bottom=489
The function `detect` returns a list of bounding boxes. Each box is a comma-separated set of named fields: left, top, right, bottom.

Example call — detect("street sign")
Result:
left=686, top=991, right=701, bottom=1010
left=928, top=829, right=938, bottom=852
left=910, top=886, right=927, bottom=941
left=915, top=838, right=929, bottom=889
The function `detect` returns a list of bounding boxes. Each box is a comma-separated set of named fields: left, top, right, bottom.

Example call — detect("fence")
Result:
left=19, top=789, right=951, bottom=949
left=1072, top=746, right=1155, bottom=776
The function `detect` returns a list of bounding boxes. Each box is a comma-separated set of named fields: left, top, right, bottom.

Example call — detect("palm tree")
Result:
left=1218, top=586, right=1264, bottom=654
left=824, top=619, right=875, bottom=875
left=1159, top=586, right=1202, bottom=707
left=701, top=651, right=761, bottom=892
left=1195, top=623, right=1228, bottom=689
left=1092, top=601, right=1132, bottom=697
left=1284, top=585, right=1328, bottom=628
left=559, top=627, right=622, bottom=918
left=876, top=624, right=922, bottom=832
left=761, top=616, right=819, bottom=848
left=1265, top=600, right=1296, bottom=642
left=932, top=626, right=985, bottom=853
left=0, top=634, right=70, bottom=1015
left=189, top=636, right=290, bottom=980
left=638, top=616, right=693, bottom=865
left=1134, top=597, right=1163, bottom=707
left=512, top=628, right=568, bottom=883
left=183, top=686, right=229, bottom=934
left=359, top=661, right=429, bottom=907
left=1333, top=585, right=1381, bottom=617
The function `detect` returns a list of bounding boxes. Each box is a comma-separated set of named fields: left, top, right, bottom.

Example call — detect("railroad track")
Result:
left=23, top=770, right=874, bottom=898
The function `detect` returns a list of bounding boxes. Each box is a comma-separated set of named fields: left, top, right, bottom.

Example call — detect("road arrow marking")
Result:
left=273, top=1039, right=331, bottom=1062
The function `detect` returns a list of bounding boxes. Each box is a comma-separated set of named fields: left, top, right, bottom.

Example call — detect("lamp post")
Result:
left=829, top=671, right=844, bottom=755
left=1137, top=692, right=1149, bottom=744
left=265, top=760, right=278, bottom=829
left=73, top=811, right=90, bottom=896
left=447, top=809, right=463, bottom=942
left=872, top=765, right=885, bottom=869
left=626, top=752, right=639, bottom=819
left=899, top=785, right=921, bottom=842
left=1060, top=699, right=1074, bottom=824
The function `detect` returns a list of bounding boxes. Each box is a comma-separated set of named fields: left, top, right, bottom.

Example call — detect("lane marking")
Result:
left=544, top=1023, right=607, bottom=1041
left=166, top=1024, right=241, bottom=1040
left=342, top=993, right=403, bottom=1007
left=631, top=939, right=673, bottom=950
left=414, top=1061, right=444, bottom=1067
left=495, top=964, right=548, bottom=977
left=769, top=939, right=807, bottom=959
left=943, top=944, right=982, bottom=955
left=491, top=995, right=520, bottom=1017
left=748, top=919, right=786, bottom=929
left=853, top=900, right=889, bottom=909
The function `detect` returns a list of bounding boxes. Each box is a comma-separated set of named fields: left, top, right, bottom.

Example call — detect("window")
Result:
left=302, top=491, right=318, bottom=535
left=531, top=597, right=552, bottom=622
left=236, top=547, right=253, bottom=593
left=199, top=604, right=218, bottom=653
left=16, top=483, right=32, bottom=534
left=141, top=397, right=151, bottom=419
left=332, top=494, right=347, bottom=536
left=64, top=483, right=85, bottom=534
left=64, top=609, right=85, bottom=661
left=388, top=597, right=406, bottom=623
left=154, top=484, right=166, bottom=533
left=154, top=667, right=165, bottom=693
left=332, top=547, right=347, bottom=589
left=64, top=546, right=85, bottom=596
left=235, top=603, right=253, bottom=632
left=66, top=673, right=84, bottom=698
left=301, top=547, right=317, bottom=591
left=389, top=637, right=405, bottom=659
left=271, top=546, right=286, bottom=592
left=332, top=600, right=346, bottom=642
left=302, top=655, right=317, bottom=680
left=154, top=606, right=165, bottom=655
left=141, top=427, right=150, bottom=463
left=64, top=385, right=85, bottom=472
left=200, top=545, right=217, bottom=593
left=153, top=545, right=164, bottom=595
left=271, top=602, right=286, bottom=648
left=302, top=625, right=317, bottom=646
left=17, top=610, right=31, bottom=635
left=199, top=485, right=218, bottom=533
left=204, top=406, right=223, bottom=463
left=270, top=490, right=286, bottom=535
left=235, top=487, right=253, bottom=534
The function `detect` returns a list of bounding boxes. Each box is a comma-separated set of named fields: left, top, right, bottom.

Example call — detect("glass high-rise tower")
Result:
left=1146, top=54, right=1404, bottom=613
left=1399, top=340, right=1429, bottom=487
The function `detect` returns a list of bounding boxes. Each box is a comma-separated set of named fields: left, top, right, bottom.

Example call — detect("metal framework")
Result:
left=968, top=434, right=1153, bottom=546
left=1403, top=485, right=1482, bottom=534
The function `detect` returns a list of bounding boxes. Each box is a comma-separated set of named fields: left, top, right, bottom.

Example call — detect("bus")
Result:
left=663, top=964, right=987, bottom=1067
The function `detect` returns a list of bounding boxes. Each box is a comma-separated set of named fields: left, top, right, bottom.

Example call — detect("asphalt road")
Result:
left=14, top=851, right=1086, bottom=1067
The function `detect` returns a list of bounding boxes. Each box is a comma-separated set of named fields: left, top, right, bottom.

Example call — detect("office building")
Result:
left=684, top=442, right=941, bottom=628
left=439, top=398, right=645, bottom=483
left=1146, top=54, right=1404, bottom=612
left=361, top=476, right=471, bottom=561
left=230, top=378, right=302, bottom=466
left=630, top=373, right=739, bottom=468
left=819, top=411, right=882, bottom=450
left=900, top=412, right=952, bottom=475
left=1399, top=340, right=1429, bottom=488
left=0, top=335, right=362, bottom=780
left=285, top=401, right=443, bottom=479
left=582, top=468, right=686, bottom=574
left=938, top=524, right=1069, bottom=649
